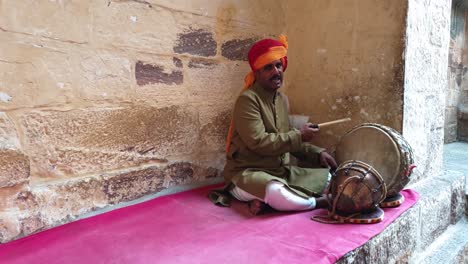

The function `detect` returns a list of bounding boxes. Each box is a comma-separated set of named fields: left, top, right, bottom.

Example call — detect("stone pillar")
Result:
left=403, top=0, right=451, bottom=181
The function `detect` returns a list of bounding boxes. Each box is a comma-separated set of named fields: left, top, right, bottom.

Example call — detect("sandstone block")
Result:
left=184, top=60, right=248, bottom=102
left=0, top=213, right=20, bottom=243
left=102, top=161, right=218, bottom=204
left=20, top=105, right=199, bottom=179
left=173, top=28, right=217, bottom=57
left=413, top=178, right=452, bottom=249
left=31, top=177, right=107, bottom=226
left=91, top=1, right=188, bottom=54
left=198, top=105, right=232, bottom=152
left=0, top=0, right=90, bottom=43
left=0, top=150, right=30, bottom=188
left=135, top=61, right=183, bottom=86
left=221, top=38, right=258, bottom=61
left=163, top=162, right=218, bottom=187
left=0, top=112, right=20, bottom=149
left=132, top=55, right=191, bottom=106
left=102, top=166, right=165, bottom=204
left=76, top=51, right=133, bottom=101
left=0, top=184, right=37, bottom=212
left=19, top=216, right=45, bottom=237
left=0, top=40, right=74, bottom=109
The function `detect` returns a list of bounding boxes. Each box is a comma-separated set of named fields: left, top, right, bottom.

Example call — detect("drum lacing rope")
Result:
left=352, top=161, right=388, bottom=204
left=312, top=173, right=361, bottom=224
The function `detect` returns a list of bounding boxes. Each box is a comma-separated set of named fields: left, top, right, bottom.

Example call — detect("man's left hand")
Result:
left=319, top=151, right=337, bottom=170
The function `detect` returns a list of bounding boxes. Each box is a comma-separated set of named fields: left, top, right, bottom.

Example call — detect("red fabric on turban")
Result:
left=226, top=35, right=289, bottom=153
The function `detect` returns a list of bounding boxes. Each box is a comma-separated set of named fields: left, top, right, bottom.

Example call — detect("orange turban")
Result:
left=226, top=35, right=289, bottom=153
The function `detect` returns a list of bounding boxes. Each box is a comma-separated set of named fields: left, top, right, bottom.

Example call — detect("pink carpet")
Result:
left=0, top=185, right=419, bottom=264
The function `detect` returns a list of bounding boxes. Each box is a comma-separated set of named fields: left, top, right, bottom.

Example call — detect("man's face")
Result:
left=255, top=59, right=283, bottom=91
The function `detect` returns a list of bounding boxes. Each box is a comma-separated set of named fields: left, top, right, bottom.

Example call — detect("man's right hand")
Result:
left=300, top=123, right=319, bottom=142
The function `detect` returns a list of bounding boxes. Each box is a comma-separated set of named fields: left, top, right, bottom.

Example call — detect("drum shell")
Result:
left=329, top=161, right=386, bottom=215
left=335, top=123, right=414, bottom=197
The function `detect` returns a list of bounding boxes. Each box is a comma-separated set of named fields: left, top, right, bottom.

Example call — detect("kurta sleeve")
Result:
left=290, top=143, right=325, bottom=164
left=234, top=95, right=303, bottom=156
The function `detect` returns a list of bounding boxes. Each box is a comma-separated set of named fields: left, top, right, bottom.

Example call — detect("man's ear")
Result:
left=253, top=70, right=260, bottom=79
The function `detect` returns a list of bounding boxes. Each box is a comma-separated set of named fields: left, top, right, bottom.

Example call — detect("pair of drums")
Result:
left=317, top=123, right=415, bottom=224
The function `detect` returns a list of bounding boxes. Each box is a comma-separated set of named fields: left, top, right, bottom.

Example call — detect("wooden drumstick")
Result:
left=316, top=117, right=351, bottom=128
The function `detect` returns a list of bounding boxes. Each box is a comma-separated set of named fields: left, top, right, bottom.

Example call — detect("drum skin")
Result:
left=329, top=160, right=386, bottom=215
left=335, top=123, right=415, bottom=197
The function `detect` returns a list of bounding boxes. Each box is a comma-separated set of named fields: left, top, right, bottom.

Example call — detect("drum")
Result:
left=328, top=160, right=387, bottom=215
left=335, top=123, right=415, bottom=198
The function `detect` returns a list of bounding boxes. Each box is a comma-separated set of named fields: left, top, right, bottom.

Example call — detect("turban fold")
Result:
left=226, top=35, right=289, bottom=153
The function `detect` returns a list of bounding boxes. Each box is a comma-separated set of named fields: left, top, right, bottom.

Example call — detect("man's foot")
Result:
left=315, top=195, right=331, bottom=209
left=248, top=199, right=267, bottom=215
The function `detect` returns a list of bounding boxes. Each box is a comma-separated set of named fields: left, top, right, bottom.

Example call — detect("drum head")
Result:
left=335, top=126, right=401, bottom=191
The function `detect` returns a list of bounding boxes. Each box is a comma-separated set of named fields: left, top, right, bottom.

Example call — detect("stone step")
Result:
left=337, top=168, right=466, bottom=264
left=410, top=217, right=467, bottom=264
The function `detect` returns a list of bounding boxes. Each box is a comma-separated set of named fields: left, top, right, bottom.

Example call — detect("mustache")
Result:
left=270, top=74, right=282, bottom=81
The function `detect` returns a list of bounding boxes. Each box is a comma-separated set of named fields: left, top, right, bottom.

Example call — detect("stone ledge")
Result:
left=337, top=168, right=465, bottom=263
left=410, top=217, right=467, bottom=264
left=0, top=161, right=219, bottom=243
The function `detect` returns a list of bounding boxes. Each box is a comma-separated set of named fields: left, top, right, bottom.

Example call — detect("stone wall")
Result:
left=0, top=0, right=453, bottom=244
left=446, top=1, right=467, bottom=143
left=0, top=0, right=285, bottom=243
left=282, top=0, right=407, bottom=150
left=403, top=0, right=451, bottom=181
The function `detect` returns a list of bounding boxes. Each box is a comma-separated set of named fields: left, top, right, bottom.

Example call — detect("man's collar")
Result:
left=252, top=82, right=279, bottom=103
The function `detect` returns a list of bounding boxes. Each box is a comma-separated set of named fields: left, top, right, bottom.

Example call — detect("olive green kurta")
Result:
left=223, top=82, right=330, bottom=200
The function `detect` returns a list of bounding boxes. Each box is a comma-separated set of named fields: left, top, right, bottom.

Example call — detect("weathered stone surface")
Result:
left=337, top=207, right=420, bottom=264
left=173, top=28, right=217, bottom=57
left=0, top=0, right=90, bottom=43
left=76, top=50, right=133, bottom=101
left=459, top=105, right=468, bottom=120
left=163, top=162, right=218, bottom=187
left=0, top=112, right=20, bottom=149
left=413, top=178, right=452, bottom=250
left=102, top=166, right=164, bottom=204
left=402, top=0, right=450, bottom=181
left=284, top=0, right=407, bottom=150
left=135, top=61, right=183, bottom=86
left=91, top=1, right=184, bottom=54
left=0, top=184, right=37, bottom=212
left=198, top=107, right=231, bottom=152
left=0, top=150, right=30, bottom=188
left=173, top=57, right=183, bottom=68
left=444, top=124, right=457, bottom=143
left=187, top=59, right=217, bottom=69
left=19, top=215, right=45, bottom=237
left=31, top=177, right=107, bottom=226
left=221, top=38, right=257, bottom=61
left=0, top=37, right=77, bottom=109
left=184, top=60, right=248, bottom=102
left=0, top=213, right=20, bottom=243
left=20, top=105, right=198, bottom=178
left=458, top=118, right=468, bottom=140
left=435, top=170, right=466, bottom=224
